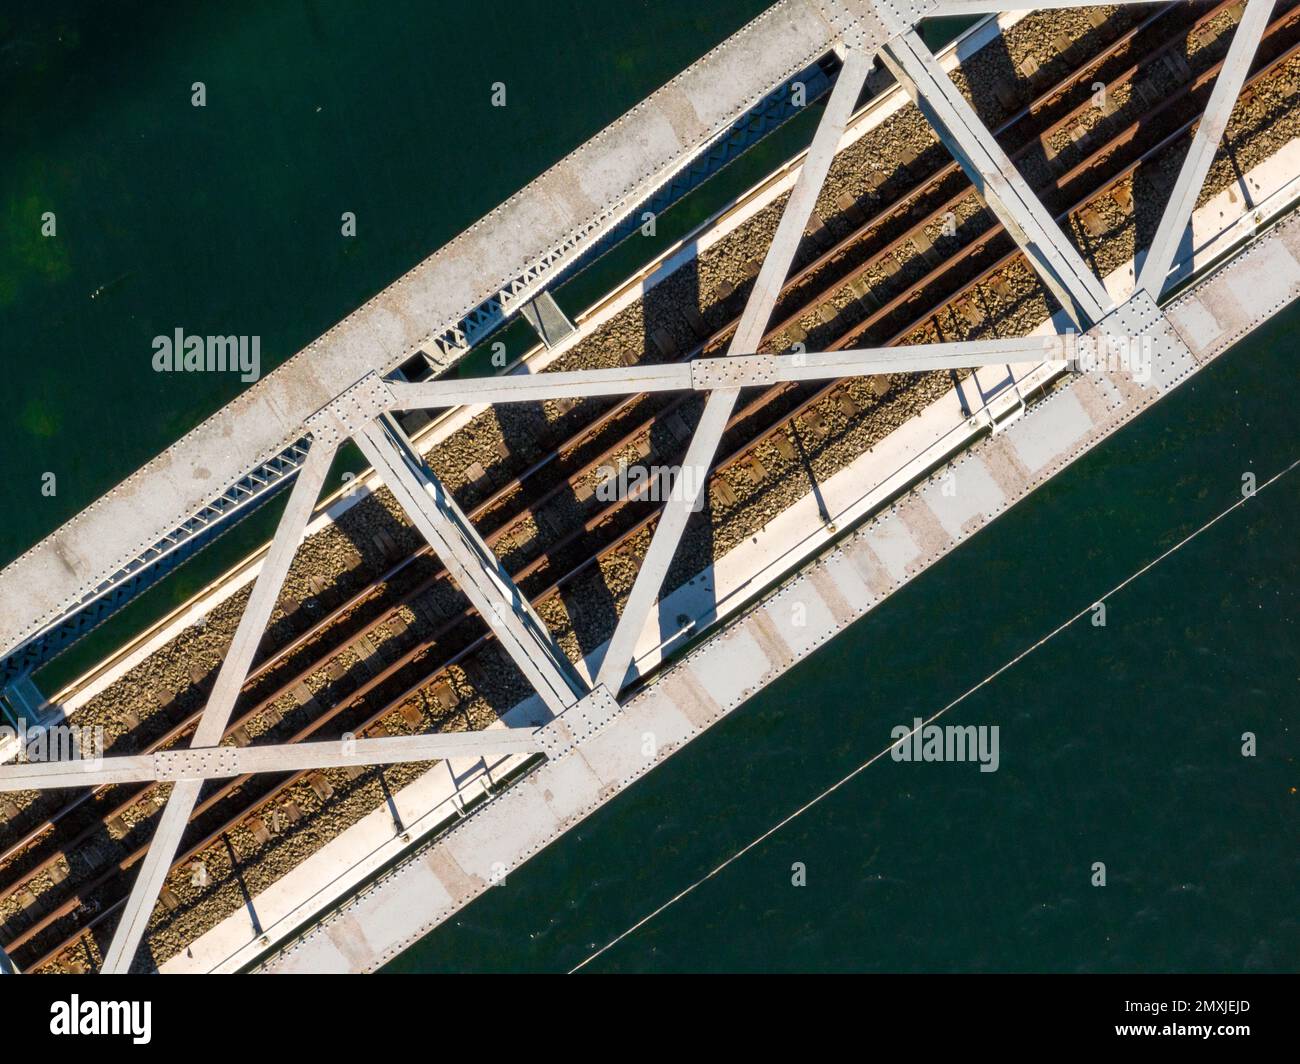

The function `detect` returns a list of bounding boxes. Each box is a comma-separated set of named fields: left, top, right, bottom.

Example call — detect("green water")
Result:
left=3, top=4, right=1295, bottom=972
left=386, top=310, right=1299, bottom=973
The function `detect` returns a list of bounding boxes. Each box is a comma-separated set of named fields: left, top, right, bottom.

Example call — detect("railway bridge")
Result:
left=1, top=0, right=1296, bottom=972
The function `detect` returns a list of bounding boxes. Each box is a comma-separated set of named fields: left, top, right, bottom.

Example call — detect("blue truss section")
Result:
left=0, top=437, right=312, bottom=684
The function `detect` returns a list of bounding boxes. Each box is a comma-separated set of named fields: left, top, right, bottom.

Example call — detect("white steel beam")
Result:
left=353, top=415, right=584, bottom=717
left=0, top=730, right=544, bottom=792
left=595, top=47, right=875, bottom=695
left=390, top=363, right=692, bottom=409
left=1136, top=0, right=1272, bottom=300
left=783, top=334, right=1073, bottom=379
left=101, top=434, right=338, bottom=974
left=392, top=335, right=1070, bottom=407
left=879, top=29, right=1112, bottom=328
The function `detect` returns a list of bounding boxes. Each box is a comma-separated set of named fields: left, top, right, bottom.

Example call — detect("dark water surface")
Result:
left=1, top=4, right=1294, bottom=972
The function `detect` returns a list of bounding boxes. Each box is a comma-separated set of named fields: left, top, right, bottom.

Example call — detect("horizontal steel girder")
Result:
left=388, top=334, right=1076, bottom=408
left=102, top=435, right=338, bottom=974
left=0, top=731, right=544, bottom=793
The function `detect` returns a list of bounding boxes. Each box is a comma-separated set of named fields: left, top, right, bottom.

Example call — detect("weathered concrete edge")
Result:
left=0, top=0, right=871, bottom=657
left=255, top=211, right=1300, bottom=974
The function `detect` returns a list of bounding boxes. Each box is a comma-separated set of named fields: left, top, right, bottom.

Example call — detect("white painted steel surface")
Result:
left=0, top=731, right=546, bottom=792
left=933, top=0, right=1166, bottom=11
left=353, top=418, right=583, bottom=716
left=878, top=28, right=1113, bottom=326
left=595, top=46, right=876, bottom=694
left=1136, top=0, right=1273, bottom=299
left=1, top=0, right=1288, bottom=974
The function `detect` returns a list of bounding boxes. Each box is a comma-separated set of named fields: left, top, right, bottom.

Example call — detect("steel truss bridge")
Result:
left=0, top=0, right=1287, bottom=972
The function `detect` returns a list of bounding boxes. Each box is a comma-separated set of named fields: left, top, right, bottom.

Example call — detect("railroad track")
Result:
left=5, top=0, right=1297, bottom=972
